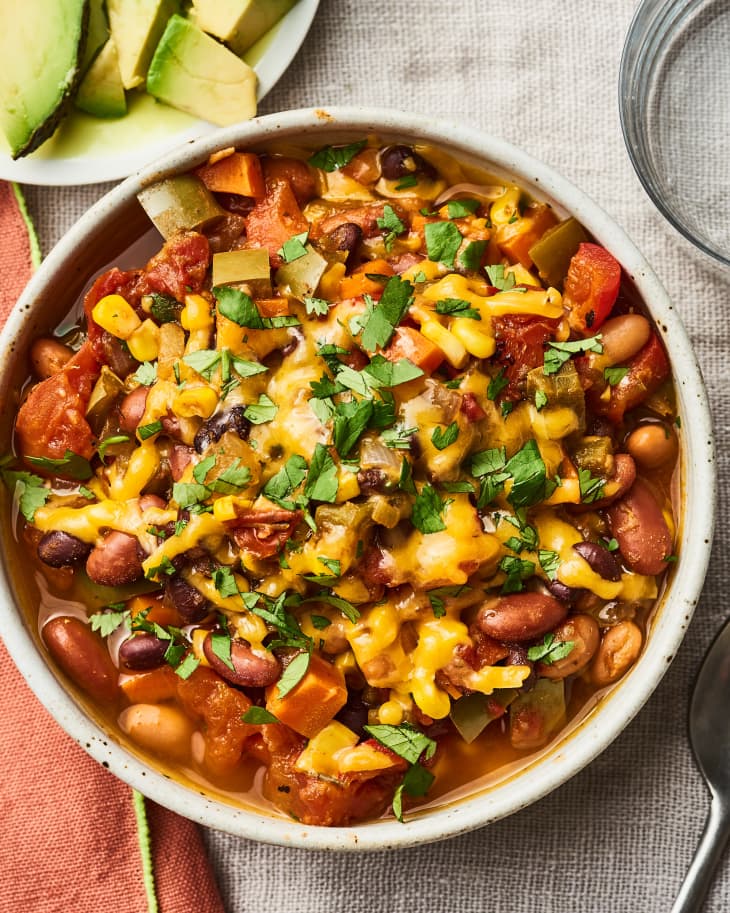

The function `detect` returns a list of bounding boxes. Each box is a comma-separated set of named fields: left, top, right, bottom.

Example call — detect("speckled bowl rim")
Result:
left=0, top=107, right=715, bottom=851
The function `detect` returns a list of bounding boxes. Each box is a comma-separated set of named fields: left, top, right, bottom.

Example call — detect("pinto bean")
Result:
left=626, top=423, right=678, bottom=470
left=86, top=531, right=143, bottom=587
left=573, top=541, right=622, bottom=582
left=599, top=314, right=651, bottom=365
left=119, top=387, right=149, bottom=434
left=30, top=338, right=73, bottom=378
left=476, top=593, right=568, bottom=642
left=118, top=703, right=194, bottom=760
left=193, top=406, right=249, bottom=454
left=607, top=479, right=672, bottom=575
left=37, top=530, right=92, bottom=567
left=590, top=620, right=643, bottom=686
left=169, top=444, right=195, bottom=481
left=165, top=574, right=210, bottom=623
left=42, top=616, right=119, bottom=703
left=119, top=634, right=168, bottom=671
left=538, top=615, right=600, bottom=680
left=203, top=633, right=281, bottom=687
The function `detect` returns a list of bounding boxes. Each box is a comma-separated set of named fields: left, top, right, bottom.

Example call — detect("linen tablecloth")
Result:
left=21, top=0, right=730, bottom=909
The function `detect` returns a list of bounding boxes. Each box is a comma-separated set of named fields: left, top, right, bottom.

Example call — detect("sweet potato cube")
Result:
left=196, top=152, right=265, bottom=199
left=496, top=203, right=558, bottom=269
left=265, top=654, right=347, bottom=738
left=120, top=665, right=178, bottom=704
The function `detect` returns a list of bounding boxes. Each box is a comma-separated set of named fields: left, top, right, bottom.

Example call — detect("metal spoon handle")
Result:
left=671, top=798, right=730, bottom=913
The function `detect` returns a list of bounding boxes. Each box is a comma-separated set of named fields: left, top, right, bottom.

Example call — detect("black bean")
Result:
left=573, top=541, right=622, bottom=582
left=194, top=406, right=249, bottom=454
left=336, top=693, right=369, bottom=737
left=119, top=634, right=168, bottom=671
left=328, top=222, right=363, bottom=254
left=165, top=574, right=211, bottom=623
left=37, top=531, right=92, bottom=568
left=379, top=145, right=436, bottom=181
left=547, top=580, right=582, bottom=604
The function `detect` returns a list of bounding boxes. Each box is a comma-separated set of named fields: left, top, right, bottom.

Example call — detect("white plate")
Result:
left=0, top=0, right=319, bottom=186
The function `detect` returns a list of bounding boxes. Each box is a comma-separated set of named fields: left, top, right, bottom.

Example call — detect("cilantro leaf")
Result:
left=395, top=174, right=419, bottom=190
left=434, top=297, right=481, bottom=320
left=499, top=555, right=536, bottom=593
left=359, top=276, right=414, bottom=352
left=310, top=614, right=331, bottom=630
left=275, top=652, right=311, bottom=698
left=363, top=722, right=436, bottom=765
left=182, top=349, right=222, bottom=379
left=431, top=422, right=459, bottom=451
left=392, top=763, right=435, bottom=822
left=459, top=239, right=487, bottom=271
left=362, top=355, right=423, bottom=388
left=132, top=361, right=157, bottom=386
left=263, top=455, right=308, bottom=508
left=26, top=450, right=92, bottom=481
left=427, top=584, right=469, bottom=618
left=213, top=565, right=241, bottom=598
left=304, top=443, right=338, bottom=502
left=376, top=205, right=406, bottom=251
left=604, top=365, right=629, bottom=386
left=242, top=707, right=279, bottom=724
left=98, top=434, right=130, bottom=462
left=175, top=653, right=200, bottom=680
left=308, top=140, right=366, bottom=172
left=527, top=634, right=575, bottom=664
left=333, top=398, right=373, bottom=456
left=215, top=286, right=265, bottom=329
left=278, top=231, right=309, bottom=263
left=544, top=335, right=603, bottom=376
left=304, top=296, right=330, bottom=316
left=578, top=467, right=605, bottom=503
left=424, top=221, right=462, bottom=267
left=382, top=424, right=417, bottom=450
left=447, top=199, right=480, bottom=218
left=469, top=447, right=507, bottom=477
left=244, top=394, right=278, bottom=425
left=505, top=440, right=555, bottom=508
left=535, top=390, right=548, bottom=411
left=210, top=459, right=251, bottom=494
left=148, top=292, right=180, bottom=324
left=538, top=548, right=561, bottom=581
left=412, top=484, right=448, bottom=534
left=89, top=609, right=129, bottom=637
left=485, top=263, right=516, bottom=291
left=302, top=590, right=359, bottom=623
left=193, top=454, right=216, bottom=485
left=487, top=369, right=508, bottom=401
left=172, top=481, right=209, bottom=509
left=209, top=631, right=235, bottom=672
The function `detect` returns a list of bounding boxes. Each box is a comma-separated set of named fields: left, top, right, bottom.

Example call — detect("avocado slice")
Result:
left=107, top=0, right=179, bottom=90
left=80, top=0, right=110, bottom=74
left=0, top=0, right=89, bottom=158
left=76, top=38, right=128, bottom=118
left=190, top=0, right=297, bottom=56
left=147, top=16, right=257, bottom=126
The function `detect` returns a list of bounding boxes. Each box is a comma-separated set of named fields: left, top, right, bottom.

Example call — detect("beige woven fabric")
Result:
left=23, top=0, right=730, bottom=909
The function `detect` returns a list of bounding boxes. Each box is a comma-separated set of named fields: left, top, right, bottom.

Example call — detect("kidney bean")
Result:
left=37, top=530, right=92, bottom=567
left=30, top=338, right=73, bottom=379
left=607, top=479, right=672, bottom=575
left=119, top=387, right=149, bottom=434
left=590, top=620, right=643, bottom=686
left=476, top=593, right=568, bottom=642
left=538, top=615, right=600, bottom=680
left=599, top=314, right=651, bottom=366
left=139, top=494, right=166, bottom=511
left=42, top=616, right=119, bottom=703
left=165, top=574, right=211, bottom=623
left=547, top=580, right=582, bottom=604
left=119, top=634, right=168, bottom=671
left=193, top=406, right=249, bottom=454
left=570, top=453, right=636, bottom=513
left=626, top=423, right=678, bottom=470
left=573, top=541, right=622, bottom=582
left=202, top=633, right=281, bottom=687
left=379, top=145, right=435, bottom=180
left=118, top=703, right=194, bottom=760
left=86, top=531, right=143, bottom=587
left=169, top=444, right=195, bottom=481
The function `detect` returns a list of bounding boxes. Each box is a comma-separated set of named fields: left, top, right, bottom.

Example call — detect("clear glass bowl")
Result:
left=619, top=0, right=730, bottom=266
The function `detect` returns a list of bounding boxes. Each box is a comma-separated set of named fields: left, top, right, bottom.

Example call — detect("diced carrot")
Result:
left=265, top=654, right=347, bottom=739
left=495, top=203, right=558, bottom=269
left=339, top=259, right=395, bottom=299
left=383, top=326, right=444, bottom=373
left=245, top=181, right=308, bottom=267
left=120, top=665, right=178, bottom=704
left=126, top=594, right=181, bottom=628
left=195, top=153, right=265, bottom=199
left=341, top=147, right=380, bottom=184
left=255, top=297, right=291, bottom=318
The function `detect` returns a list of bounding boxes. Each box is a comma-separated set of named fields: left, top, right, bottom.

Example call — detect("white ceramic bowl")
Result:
left=0, top=107, right=715, bottom=851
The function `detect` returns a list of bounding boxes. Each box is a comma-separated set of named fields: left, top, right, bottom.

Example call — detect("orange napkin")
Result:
left=0, top=181, right=226, bottom=913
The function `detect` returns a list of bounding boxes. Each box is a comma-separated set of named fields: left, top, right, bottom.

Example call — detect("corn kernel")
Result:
left=181, top=294, right=213, bottom=332
left=378, top=700, right=404, bottom=725
left=335, top=468, right=360, bottom=502
left=212, top=495, right=254, bottom=523
left=92, top=294, right=141, bottom=340
left=173, top=386, right=218, bottom=419
left=126, top=319, right=160, bottom=362
left=318, top=262, right=346, bottom=300
left=451, top=318, right=495, bottom=359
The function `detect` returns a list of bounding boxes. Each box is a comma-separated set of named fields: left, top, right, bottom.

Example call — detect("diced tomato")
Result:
left=245, top=181, right=309, bottom=268
left=596, top=332, right=670, bottom=423
left=228, top=508, right=301, bottom=559
left=460, top=392, right=487, bottom=422
left=564, top=242, right=621, bottom=333
left=195, top=152, right=265, bottom=199
left=382, top=326, right=444, bottom=373
left=15, top=341, right=100, bottom=473
left=495, top=203, right=558, bottom=269
left=262, top=156, right=317, bottom=206
left=492, top=315, right=560, bottom=400
left=315, top=202, right=404, bottom=241
left=339, top=259, right=395, bottom=300
left=139, top=230, right=211, bottom=302
left=82, top=266, right=141, bottom=361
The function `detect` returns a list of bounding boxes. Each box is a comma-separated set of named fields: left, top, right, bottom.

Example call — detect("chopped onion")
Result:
left=434, top=182, right=505, bottom=208
left=359, top=436, right=402, bottom=470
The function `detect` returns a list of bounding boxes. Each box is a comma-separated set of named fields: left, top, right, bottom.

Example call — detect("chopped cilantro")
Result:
left=505, top=440, right=555, bottom=507
left=275, top=652, right=311, bottom=698
left=278, top=231, right=309, bottom=263
left=98, top=434, right=130, bottom=461
left=578, top=467, right=605, bottom=503
left=431, top=422, right=459, bottom=451
left=303, top=296, right=330, bottom=317
left=544, top=335, right=603, bottom=376
left=172, top=481, right=209, bottom=509
left=499, top=555, right=536, bottom=593
left=175, top=653, right=200, bottom=680
left=535, top=390, right=548, bottom=411
left=459, top=239, right=487, bottom=271
left=501, top=400, right=514, bottom=417
left=434, top=298, right=481, bottom=320
left=538, top=548, right=561, bottom=580
left=363, top=722, right=436, bottom=765
left=447, top=199, right=480, bottom=218
left=359, top=275, right=414, bottom=352
left=395, top=174, right=419, bottom=190
left=485, top=263, right=516, bottom=291
left=392, top=763, right=434, bottom=822
left=424, top=221, right=462, bottom=267
left=527, top=634, right=575, bottom=664
left=604, top=365, right=629, bottom=386
left=333, top=398, right=373, bottom=456
left=310, top=614, right=332, bottom=630
left=412, top=484, right=449, bottom=534
left=132, top=361, right=157, bottom=386
left=209, top=630, right=235, bottom=672
left=427, top=585, right=469, bottom=618
left=26, top=449, right=92, bottom=480
left=242, top=707, right=279, bottom=724
left=214, top=286, right=299, bottom=330
left=244, top=394, right=278, bottom=424
left=138, top=420, right=163, bottom=440
left=304, top=444, right=338, bottom=502
left=0, top=469, right=51, bottom=521
left=308, top=140, right=366, bottom=172
left=376, top=205, right=406, bottom=251
left=487, top=368, right=508, bottom=401
left=89, top=609, right=129, bottom=637
left=263, top=455, right=308, bottom=509
left=383, top=425, right=417, bottom=450
left=398, top=457, right=417, bottom=495
left=149, top=292, right=180, bottom=324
